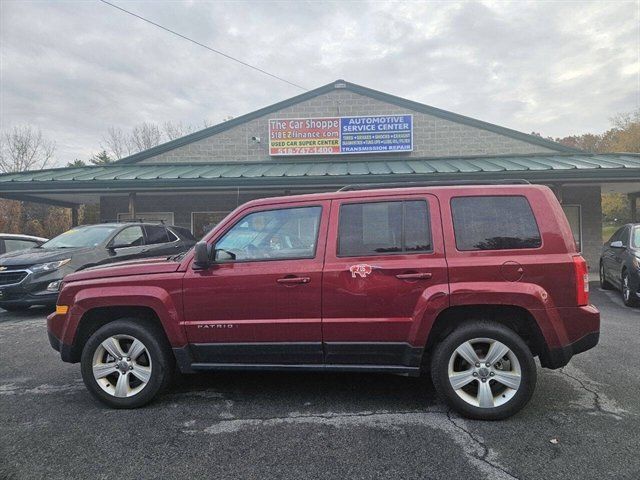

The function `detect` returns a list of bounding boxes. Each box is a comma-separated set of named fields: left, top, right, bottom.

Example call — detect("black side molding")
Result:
left=540, top=331, right=599, bottom=369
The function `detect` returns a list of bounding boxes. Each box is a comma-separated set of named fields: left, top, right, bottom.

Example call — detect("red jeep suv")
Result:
left=47, top=184, right=600, bottom=420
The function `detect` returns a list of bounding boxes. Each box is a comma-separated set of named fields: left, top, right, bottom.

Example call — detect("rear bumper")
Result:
left=541, top=331, right=599, bottom=369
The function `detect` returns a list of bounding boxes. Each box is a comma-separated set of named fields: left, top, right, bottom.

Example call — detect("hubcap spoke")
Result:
left=127, top=339, right=146, bottom=361
left=449, top=370, right=476, bottom=390
left=477, top=381, right=494, bottom=408
left=493, top=371, right=521, bottom=390
left=484, top=341, right=510, bottom=365
left=131, top=364, right=151, bottom=384
left=93, top=363, right=117, bottom=379
left=455, top=341, right=480, bottom=366
left=114, top=372, right=130, bottom=398
left=101, top=337, right=125, bottom=359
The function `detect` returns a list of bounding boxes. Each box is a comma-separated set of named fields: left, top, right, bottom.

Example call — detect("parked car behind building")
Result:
left=0, top=223, right=195, bottom=311
left=0, top=233, right=47, bottom=255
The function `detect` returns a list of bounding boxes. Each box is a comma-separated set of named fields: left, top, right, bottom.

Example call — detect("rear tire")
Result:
left=622, top=271, right=640, bottom=307
left=430, top=321, right=536, bottom=420
left=599, top=262, right=614, bottom=290
left=80, top=319, right=174, bottom=408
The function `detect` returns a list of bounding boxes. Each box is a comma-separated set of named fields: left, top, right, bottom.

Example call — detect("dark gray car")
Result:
left=599, top=223, right=640, bottom=307
left=0, top=223, right=195, bottom=311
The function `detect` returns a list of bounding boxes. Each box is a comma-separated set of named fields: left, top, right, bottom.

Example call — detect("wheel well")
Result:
left=70, top=306, right=167, bottom=362
left=423, top=305, right=546, bottom=363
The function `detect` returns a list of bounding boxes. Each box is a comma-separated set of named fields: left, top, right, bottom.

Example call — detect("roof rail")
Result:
left=337, top=179, right=531, bottom=192
left=100, top=219, right=166, bottom=224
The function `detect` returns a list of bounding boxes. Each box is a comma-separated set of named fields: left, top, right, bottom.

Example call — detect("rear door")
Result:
left=321, top=194, right=448, bottom=367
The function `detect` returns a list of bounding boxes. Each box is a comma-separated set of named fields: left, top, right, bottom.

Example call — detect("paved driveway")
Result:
left=1, top=287, right=638, bottom=480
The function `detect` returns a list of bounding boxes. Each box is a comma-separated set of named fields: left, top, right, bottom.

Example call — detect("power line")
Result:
left=98, top=0, right=308, bottom=91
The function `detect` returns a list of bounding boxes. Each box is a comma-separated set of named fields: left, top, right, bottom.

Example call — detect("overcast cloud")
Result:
left=1, top=0, right=638, bottom=166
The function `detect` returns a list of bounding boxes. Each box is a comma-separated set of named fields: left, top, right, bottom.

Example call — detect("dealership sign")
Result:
left=268, top=115, right=413, bottom=156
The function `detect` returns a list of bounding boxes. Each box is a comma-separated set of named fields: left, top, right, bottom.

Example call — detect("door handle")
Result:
left=277, top=276, right=311, bottom=285
left=395, top=272, right=432, bottom=280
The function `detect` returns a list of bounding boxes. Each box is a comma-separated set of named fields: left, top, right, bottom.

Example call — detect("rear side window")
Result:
left=144, top=225, right=170, bottom=244
left=338, top=200, right=432, bottom=256
left=451, top=196, right=541, bottom=251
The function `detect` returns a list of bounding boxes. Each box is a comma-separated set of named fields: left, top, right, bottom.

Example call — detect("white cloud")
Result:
left=0, top=0, right=638, bottom=166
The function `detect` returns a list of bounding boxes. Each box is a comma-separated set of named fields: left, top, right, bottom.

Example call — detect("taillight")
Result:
left=573, top=255, right=589, bottom=306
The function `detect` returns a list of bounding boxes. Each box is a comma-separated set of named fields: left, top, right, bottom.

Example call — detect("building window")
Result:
left=191, top=211, right=229, bottom=238
left=117, top=212, right=174, bottom=225
left=451, top=196, right=541, bottom=251
left=562, top=204, right=582, bottom=252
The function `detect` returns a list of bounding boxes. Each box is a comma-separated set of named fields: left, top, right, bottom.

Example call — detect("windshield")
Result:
left=41, top=225, right=119, bottom=248
left=633, top=226, right=640, bottom=248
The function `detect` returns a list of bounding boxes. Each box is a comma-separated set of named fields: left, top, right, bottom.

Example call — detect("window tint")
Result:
left=338, top=200, right=432, bottom=256
left=215, top=206, right=321, bottom=261
left=112, top=226, right=144, bottom=247
left=144, top=225, right=170, bottom=244
left=451, top=196, right=541, bottom=251
left=4, top=239, right=38, bottom=253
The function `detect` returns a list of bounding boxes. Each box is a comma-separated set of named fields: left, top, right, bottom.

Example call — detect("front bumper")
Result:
left=0, top=291, right=58, bottom=308
left=0, top=271, right=61, bottom=308
left=47, top=329, right=76, bottom=363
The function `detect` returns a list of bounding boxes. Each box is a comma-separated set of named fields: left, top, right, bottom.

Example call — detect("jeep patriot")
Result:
left=47, top=184, right=600, bottom=420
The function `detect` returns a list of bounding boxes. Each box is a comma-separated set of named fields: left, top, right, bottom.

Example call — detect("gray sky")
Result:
left=1, top=0, right=638, bottom=166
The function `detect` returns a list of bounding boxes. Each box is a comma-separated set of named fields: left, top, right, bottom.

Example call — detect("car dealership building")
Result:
left=1, top=80, right=639, bottom=270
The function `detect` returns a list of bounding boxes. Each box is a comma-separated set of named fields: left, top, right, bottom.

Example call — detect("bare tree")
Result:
left=130, top=122, right=163, bottom=152
left=0, top=125, right=56, bottom=173
left=163, top=121, right=198, bottom=140
left=102, top=126, right=133, bottom=160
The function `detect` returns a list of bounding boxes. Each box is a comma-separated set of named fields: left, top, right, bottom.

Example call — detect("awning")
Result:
left=1, top=153, right=639, bottom=206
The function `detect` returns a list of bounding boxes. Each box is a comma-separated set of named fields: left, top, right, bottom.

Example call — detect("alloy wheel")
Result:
left=92, top=334, right=152, bottom=398
left=447, top=337, right=522, bottom=408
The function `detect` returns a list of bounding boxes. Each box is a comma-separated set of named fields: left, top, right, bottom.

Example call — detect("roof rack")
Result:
left=337, top=179, right=531, bottom=192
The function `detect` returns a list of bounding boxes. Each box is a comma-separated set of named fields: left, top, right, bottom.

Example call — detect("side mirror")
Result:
left=192, top=241, right=211, bottom=269
left=610, top=240, right=624, bottom=248
left=109, top=242, right=129, bottom=250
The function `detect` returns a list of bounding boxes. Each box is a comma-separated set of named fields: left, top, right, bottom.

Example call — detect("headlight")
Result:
left=31, top=258, right=71, bottom=273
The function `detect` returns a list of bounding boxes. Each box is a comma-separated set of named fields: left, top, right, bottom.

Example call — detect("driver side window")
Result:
left=112, top=226, right=145, bottom=248
left=215, top=206, right=322, bottom=262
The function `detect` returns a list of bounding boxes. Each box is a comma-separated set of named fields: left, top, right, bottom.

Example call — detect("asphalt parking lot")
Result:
left=1, top=286, right=638, bottom=480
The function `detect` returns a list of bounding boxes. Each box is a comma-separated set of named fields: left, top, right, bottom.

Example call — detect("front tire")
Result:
left=80, top=319, right=174, bottom=408
left=430, top=321, right=536, bottom=420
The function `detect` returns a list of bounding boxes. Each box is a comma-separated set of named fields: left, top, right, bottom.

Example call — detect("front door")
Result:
left=182, top=201, right=330, bottom=365
left=322, top=194, right=448, bottom=367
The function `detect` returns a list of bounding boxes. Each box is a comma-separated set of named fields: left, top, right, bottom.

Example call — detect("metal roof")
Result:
left=1, top=154, right=639, bottom=195
left=114, top=80, right=579, bottom=164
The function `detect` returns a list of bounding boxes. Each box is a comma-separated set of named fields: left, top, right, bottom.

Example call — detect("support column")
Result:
left=128, top=192, right=137, bottom=221
left=71, top=206, right=79, bottom=227
left=629, top=193, right=638, bottom=223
